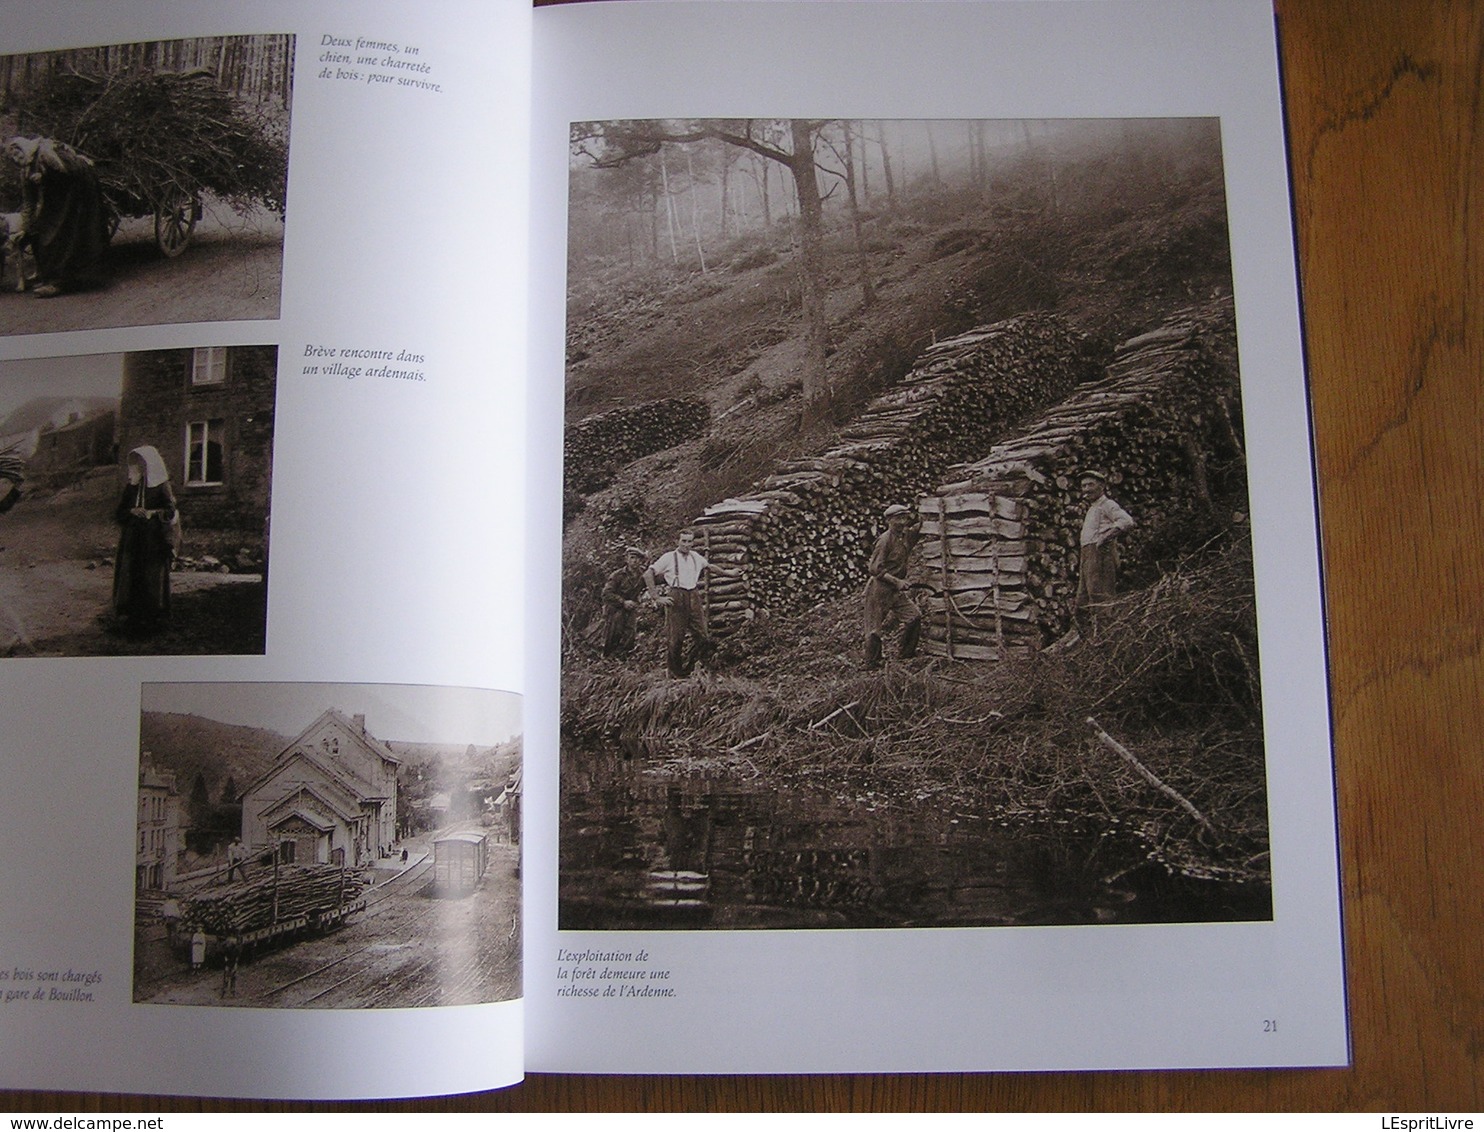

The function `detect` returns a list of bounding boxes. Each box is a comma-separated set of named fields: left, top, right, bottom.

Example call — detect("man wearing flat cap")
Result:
left=600, top=546, right=648, bottom=658
left=863, top=503, right=922, bottom=670
left=1075, top=470, right=1135, bottom=636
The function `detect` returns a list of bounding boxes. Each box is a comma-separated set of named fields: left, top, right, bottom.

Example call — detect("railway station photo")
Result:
left=131, top=681, right=522, bottom=1010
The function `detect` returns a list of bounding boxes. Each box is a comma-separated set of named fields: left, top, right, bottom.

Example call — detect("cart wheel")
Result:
left=154, top=196, right=196, bottom=257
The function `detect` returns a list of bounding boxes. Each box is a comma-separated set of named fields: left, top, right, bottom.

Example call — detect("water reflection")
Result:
left=560, top=748, right=1271, bottom=930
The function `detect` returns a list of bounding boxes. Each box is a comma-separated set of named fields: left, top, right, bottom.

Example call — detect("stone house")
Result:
left=29, top=407, right=116, bottom=480
left=116, top=345, right=277, bottom=559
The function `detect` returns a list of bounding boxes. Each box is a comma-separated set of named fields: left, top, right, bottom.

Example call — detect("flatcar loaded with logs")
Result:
left=173, top=863, right=365, bottom=963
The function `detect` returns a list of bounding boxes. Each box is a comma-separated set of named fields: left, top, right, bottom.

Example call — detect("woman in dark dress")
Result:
left=4, top=136, right=109, bottom=297
left=113, top=446, right=176, bottom=634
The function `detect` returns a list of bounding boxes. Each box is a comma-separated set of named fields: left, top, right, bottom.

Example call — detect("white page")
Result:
left=0, top=0, right=530, bottom=1099
left=526, top=0, right=1347, bottom=1073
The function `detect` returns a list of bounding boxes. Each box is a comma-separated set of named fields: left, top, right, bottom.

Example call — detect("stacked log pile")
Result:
left=565, top=397, right=710, bottom=495
left=688, top=314, right=1095, bottom=634
left=915, top=314, right=1239, bottom=661
left=178, top=865, right=363, bottom=935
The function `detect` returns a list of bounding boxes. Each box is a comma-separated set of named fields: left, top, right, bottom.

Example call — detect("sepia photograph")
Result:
left=0, top=345, right=275, bottom=656
left=559, top=118, right=1269, bottom=930
left=132, top=682, right=523, bottom=1010
left=0, top=34, right=291, bottom=335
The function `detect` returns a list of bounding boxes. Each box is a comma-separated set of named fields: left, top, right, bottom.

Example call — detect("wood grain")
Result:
left=6, top=0, right=1480, bottom=1113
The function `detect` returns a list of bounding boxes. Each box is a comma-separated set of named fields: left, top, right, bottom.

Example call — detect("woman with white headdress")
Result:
left=113, top=445, right=177, bottom=633
left=4, top=135, right=109, bottom=297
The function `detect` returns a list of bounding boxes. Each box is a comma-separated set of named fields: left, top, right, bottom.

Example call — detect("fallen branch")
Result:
left=939, top=712, right=1004, bottom=725
left=809, top=700, right=862, bottom=731
left=1086, top=716, right=1219, bottom=839
left=727, top=732, right=771, bottom=754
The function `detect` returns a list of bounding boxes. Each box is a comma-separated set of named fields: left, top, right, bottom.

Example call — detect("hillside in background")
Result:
left=563, top=118, right=1238, bottom=623
left=558, top=120, right=1268, bottom=903
left=140, top=711, right=521, bottom=847
left=0, top=396, right=117, bottom=437
left=139, top=712, right=288, bottom=803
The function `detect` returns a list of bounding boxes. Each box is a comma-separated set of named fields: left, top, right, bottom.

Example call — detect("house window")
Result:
left=190, top=347, right=228, bottom=386
left=185, top=420, right=225, bottom=485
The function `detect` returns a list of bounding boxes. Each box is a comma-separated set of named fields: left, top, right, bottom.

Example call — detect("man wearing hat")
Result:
left=863, top=503, right=922, bottom=670
left=1075, top=470, right=1136, bottom=635
left=600, top=546, right=649, bottom=658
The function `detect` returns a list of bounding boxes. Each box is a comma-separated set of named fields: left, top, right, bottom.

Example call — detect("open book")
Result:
left=0, top=0, right=1348, bottom=1100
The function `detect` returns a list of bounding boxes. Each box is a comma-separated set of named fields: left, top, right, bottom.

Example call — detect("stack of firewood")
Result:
left=688, top=314, right=1094, bottom=634
left=915, top=314, right=1239, bottom=660
left=178, top=865, right=363, bottom=935
left=565, top=397, right=711, bottom=495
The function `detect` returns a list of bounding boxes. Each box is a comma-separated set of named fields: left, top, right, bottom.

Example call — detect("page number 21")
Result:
left=1262, top=1019, right=1278, bottom=1033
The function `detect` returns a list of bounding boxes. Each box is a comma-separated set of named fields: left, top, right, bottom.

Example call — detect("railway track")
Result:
left=134, top=843, right=521, bottom=1008
left=250, top=847, right=520, bottom=1009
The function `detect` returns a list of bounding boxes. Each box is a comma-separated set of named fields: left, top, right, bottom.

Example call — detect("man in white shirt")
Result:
left=645, top=530, right=713, bottom=677
left=226, top=836, right=248, bottom=882
left=1075, top=470, right=1135, bottom=636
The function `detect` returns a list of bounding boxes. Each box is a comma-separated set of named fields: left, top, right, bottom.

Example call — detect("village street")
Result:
left=0, top=466, right=267, bottom=655
left=0, top=557, right=261, bottom=655
left=134, top=839, right=522, bottom=1011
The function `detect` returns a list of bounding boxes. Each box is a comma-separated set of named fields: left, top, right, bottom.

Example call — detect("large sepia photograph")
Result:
left=0, top=34, right=292, bottom=334
left=560, top=118, right=1270, bottom=930
left=132, top=682, right=523, bottom=1010
left=0, top=346, right=275, bottom=656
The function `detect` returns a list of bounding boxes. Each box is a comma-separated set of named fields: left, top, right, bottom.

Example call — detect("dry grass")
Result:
left=562, top=533, right=1268, bottom=883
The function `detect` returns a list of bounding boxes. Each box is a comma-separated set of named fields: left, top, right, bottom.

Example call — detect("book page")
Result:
left=0, top=0, right=530, bottom=1099
left=526, top=0, right=1348, bottom=1073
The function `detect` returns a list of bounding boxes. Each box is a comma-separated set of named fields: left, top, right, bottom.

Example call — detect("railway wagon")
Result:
left=175, top=863, right=366, bottom=962
left=432, top=831, right=489, bottom=894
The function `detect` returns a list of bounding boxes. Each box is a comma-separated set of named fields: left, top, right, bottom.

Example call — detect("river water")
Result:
left=560, top=749, right=1270, bottom=930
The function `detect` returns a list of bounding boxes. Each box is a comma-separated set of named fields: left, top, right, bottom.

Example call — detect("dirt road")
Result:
left=0, top=468, right=267, bottom=656
left=0, top=200, right=283, bottom=337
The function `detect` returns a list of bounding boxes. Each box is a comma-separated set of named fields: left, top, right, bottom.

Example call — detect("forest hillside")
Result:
left=558, top=118, right=1265, bottom=905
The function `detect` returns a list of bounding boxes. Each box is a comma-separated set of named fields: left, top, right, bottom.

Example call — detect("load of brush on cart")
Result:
left=2, top=47, right=289, bottom=252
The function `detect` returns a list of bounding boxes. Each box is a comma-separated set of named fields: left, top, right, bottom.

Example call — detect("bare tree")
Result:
left=573, top=118, right=836, bottom=416
left=683, top=145, right=709, bottom=273
left=874, top=120, right=896, bottom=204
left=818, top=121, right=876, bottom=309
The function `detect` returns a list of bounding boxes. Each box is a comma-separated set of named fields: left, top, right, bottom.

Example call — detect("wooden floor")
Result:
left=11, top=0, right=1482, bottom=1113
